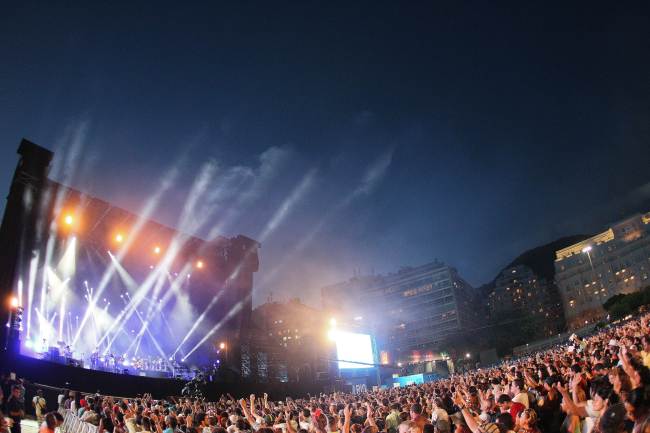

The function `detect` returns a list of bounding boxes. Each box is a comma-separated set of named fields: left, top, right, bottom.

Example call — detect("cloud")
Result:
left=352, top=148, right=394, bottom=197
left=204, top=145, right=292, bottom=239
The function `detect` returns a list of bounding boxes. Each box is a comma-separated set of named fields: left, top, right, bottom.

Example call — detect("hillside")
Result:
left=504, top=235, right=592, bottom=282
left=479, top=234, right=592, bottom=295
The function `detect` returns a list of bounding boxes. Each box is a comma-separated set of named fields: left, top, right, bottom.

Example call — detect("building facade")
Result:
left=245, top=299, right=329, bottom=383
left=555, top=211, right=650, bottom=329
left=321, top=261, right=477, bottom=365
left=488, top=264, right=565, bottom=337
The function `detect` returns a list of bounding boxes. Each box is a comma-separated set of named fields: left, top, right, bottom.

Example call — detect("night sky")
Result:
left=1, top=2, right=649, bottom=307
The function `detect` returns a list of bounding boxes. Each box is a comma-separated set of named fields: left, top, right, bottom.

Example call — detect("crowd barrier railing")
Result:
left=59, top=409, right=99, bottom=433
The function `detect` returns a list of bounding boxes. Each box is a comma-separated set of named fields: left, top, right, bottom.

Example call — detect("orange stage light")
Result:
left=196, top=260, right=204, bottom=269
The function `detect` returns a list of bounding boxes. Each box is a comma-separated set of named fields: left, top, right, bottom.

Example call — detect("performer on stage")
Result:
left=90, top=348, right=100, bottom=369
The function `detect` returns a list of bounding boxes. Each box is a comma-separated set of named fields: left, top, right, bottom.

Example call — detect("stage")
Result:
left=5, top=352, right=323, bottom=400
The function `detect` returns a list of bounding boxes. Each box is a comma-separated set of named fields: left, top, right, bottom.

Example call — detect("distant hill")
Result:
left=504, top=235, right=592, bottom=282
left=478, top=235, right=592, bottom=295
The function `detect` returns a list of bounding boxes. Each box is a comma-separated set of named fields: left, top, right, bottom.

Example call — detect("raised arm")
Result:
left=365, top=403, right=377, bottom=429
left=151, top=414, right=164, bottom=433
left=343, top=404, right=351, bottom=433
left=250, top=394, right=258, bottom=418
left=285, top=410, right=296, bottom=433
left=555, top=383, right=587, bottom=418
left=452, top=392, right=480, bottom=433
left=239, top=399, right=256, bottom=426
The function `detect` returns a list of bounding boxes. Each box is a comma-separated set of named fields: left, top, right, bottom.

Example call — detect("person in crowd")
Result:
left=57, top=389, right=67, bottom=410
left=6, top=385, right=24, bottom=433
left=511, top=380, right=529, bottom=410
left=430, top=397, right=450, bottom=433
left=514, top=409, right=539, bottom=433
left=385, top=403, right=401, bottom=433
left=32, top=389, right=46, bottom=423
left=39, top=412, right=57, bottom=433
left=409, top=404, right=426, bottom=432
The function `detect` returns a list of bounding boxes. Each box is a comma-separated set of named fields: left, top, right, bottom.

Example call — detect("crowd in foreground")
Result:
left=3, top=313, right=650, bottom=433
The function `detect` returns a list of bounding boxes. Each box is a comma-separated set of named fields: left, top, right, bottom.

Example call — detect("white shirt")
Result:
left=581, top=400, right=600, bottom=433
left=431, top=408, right=449, bottom=423
left=512, top=392, right=529, bottom=409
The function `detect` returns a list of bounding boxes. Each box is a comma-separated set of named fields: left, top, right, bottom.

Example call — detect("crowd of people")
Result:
left=3, top=313, right=650, bottom=433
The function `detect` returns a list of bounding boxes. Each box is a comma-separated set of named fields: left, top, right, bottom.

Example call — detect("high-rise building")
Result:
left=488, top=264, right=564, bottom=337
left=554, top=211, right=650, bottom=329
left=321, top=261, right=477, bottom=364
left=246, top=298, right=328, bottom=383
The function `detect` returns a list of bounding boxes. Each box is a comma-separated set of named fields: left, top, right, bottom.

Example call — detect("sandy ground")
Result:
left=21, top=419, right=40, bottom=433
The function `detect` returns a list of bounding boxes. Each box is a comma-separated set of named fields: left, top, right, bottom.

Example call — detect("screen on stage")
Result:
left=334, top=331, right=374, bottom=369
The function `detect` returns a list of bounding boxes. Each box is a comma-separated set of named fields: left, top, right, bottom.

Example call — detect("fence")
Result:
left=58, top=409, right=99, bottom=433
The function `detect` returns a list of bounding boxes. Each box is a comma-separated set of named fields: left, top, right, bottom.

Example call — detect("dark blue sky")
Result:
left=1, top=2, right=649, bottom=306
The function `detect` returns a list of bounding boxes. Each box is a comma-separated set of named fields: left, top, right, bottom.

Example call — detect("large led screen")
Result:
left=334, top=331, right=374, bottom=369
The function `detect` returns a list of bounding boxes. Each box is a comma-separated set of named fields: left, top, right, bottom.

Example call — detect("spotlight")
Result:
left=153, top=246, right=161, bottom=255
left=329, top=317, right=337, bottom=327
left=10, top=297, right=18, bottom=308
left=219, top=342, right=226, bottom=350
left=115, top=233, right=124, bottom=243
left=196, top=260, right=204, bottom=269
left=63, top=214, right=74, bottom=226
